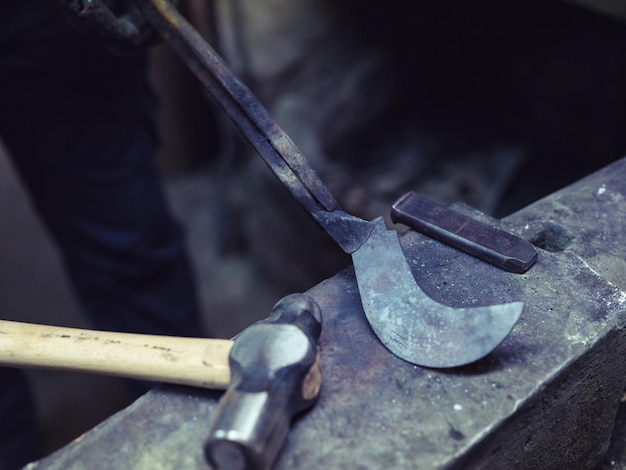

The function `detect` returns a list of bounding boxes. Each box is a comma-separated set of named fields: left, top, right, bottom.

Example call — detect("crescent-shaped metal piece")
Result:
left=352, top=218, right=523, bottom=368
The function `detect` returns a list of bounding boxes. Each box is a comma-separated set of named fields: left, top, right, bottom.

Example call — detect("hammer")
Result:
left=0, top=293, right=322, bottom=469
left=205, top=293, right=322, bottom=469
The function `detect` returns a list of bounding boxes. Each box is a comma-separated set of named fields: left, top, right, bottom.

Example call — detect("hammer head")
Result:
left=205, top=293, right=322, bottom=470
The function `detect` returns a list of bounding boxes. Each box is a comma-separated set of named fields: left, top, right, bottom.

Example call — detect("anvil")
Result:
left=32, top=157, right=626, bottom=469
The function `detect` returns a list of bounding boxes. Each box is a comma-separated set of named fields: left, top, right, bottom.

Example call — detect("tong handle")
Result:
left=134, top=0, right=338, bottom=215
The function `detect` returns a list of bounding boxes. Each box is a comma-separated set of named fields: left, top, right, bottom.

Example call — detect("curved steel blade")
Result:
left=352, top=218, right=523, bottom=368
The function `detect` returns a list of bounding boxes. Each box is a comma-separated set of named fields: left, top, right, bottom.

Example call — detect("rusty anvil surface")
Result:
left=30, top=157, right=626, bottom=469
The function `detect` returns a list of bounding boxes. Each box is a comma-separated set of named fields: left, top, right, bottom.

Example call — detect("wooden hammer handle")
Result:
left=0, top=319, right=232, bottom=389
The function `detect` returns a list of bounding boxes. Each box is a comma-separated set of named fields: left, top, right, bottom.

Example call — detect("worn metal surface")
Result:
left=30, top=157, right=626, bottom=469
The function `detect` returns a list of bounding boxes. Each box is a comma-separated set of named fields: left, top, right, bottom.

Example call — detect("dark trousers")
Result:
left=0, top=2, right=203, bottom=468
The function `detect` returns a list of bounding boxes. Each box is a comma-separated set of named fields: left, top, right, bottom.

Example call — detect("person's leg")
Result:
left=0, top=1, right=204, bottom=362
left=0, top=1, right=205, bottom=464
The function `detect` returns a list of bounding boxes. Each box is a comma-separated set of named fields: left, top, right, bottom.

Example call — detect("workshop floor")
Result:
left=0, top=142, right=284, bottom=459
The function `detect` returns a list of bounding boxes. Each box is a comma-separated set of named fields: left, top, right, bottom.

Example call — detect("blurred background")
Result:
left=2, top=0, right=626, bottom=461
